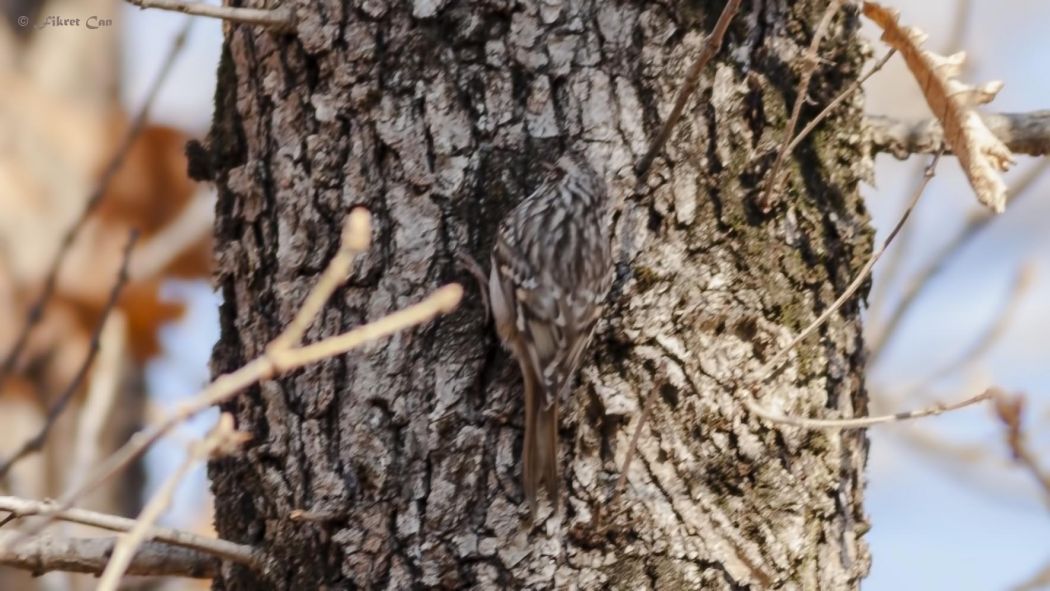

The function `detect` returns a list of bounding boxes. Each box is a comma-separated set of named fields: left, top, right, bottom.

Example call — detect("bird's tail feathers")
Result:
left=522, top=365, right=559, bottom=516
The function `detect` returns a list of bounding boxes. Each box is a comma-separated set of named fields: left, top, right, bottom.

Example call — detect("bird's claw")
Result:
left=455, top=251, right=492, bottom=321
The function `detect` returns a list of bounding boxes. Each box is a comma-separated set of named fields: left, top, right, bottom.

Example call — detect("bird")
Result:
left=486, top=153, right=614, bottom=513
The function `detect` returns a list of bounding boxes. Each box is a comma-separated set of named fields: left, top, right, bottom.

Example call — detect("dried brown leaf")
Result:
left=863, top=2, right=1014, bottom=212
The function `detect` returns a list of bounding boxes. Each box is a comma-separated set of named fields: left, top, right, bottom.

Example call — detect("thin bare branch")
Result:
left=612, top=2, right=852, bottom=484
left=0, top=495, right=258, bottom=568
left=124, top=0, right=294, bottom=31
left=97, top=414, right=250, bottom=589
left=757, top=0, right=843, bottom=210
left=867, top=0, right=972, bottom=318
left=758, top=152, right=941, bottom=384
left=745, top=387, right=996, bottom=429
left=868, top=159, right=1050, bottom=363
left=71, top=282, right=463, bottom=505
left=69, top=311, right=127, bottom=493
left=995, top=393, right=1050, bottom=508
left=634, top=0, right=741, bottom=178
left=265, top=284, right=463, bottom=372
left=745, top=152, right=942, bottom=427
left=0, top=533, right=218, bottom=578
left=127, top=189, right=213, bottom=281
left=923, top=264, right=1032, bottom=384
left=869, top=111, right=1050, bottom=157
left=944, top=0, right=973, bottom=54
left=5, top=211, right=463, bottom=546
left=866, top=156, right=923, bottom=325
left=786, top=49, right=896, bottom=154
left=864, top=1, right=1014, bottom=211
left=0, top=231, right=139, bottom=480
left=1012, top=559, right=1050, bottom=591
left=604, top=376, right=661, bottom=516
left=0, top=19, right=191, bottom=395
left=871, top=264, right=1032, bottom=429
left=268, top=208, right=371, bottom=351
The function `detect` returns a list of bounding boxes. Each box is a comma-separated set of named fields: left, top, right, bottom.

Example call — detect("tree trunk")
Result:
left=206, top=1, right=872, bottom=588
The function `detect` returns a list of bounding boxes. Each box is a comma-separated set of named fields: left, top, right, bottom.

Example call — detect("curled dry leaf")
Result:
left=863, top=2, right=1015, bottom=212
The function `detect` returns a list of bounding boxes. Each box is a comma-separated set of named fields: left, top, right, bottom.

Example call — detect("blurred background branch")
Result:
left=869, top=111, right=1050, bottom=157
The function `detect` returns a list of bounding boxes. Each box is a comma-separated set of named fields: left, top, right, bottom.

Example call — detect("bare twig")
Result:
left=869, top=0, right=966, bottom=322
left=766, top=43, right=893, bottom=312
left=868, top=111, right=1050, bottom=157
left=944, top=0, right=974, bottom=56
left=614, top=6, right=882, bottom=492
left=634, top=0, right=741, bottom=179
left=97, top=414, right=250, bottom=589
left=1012, top=559, right=1050, bottom=591
left=866, top=155, right=921, bottom=325
left=124, top=0, right=294, bottom=31
left=921, top=264, right=1032, bottom=385
left=268, top=208, right=370, bottom=351
left=864, top=1, right=1013, bottom=212
left=7, top=211, right=463, bottom=546
left=263, top=286, right=462, bottom=371
left=870, top=264, right=1032, bottom=429
left=785, top=49, right=896, bottom=154
left=0, top=231, right=139, bottom=480
left=0, top=532, right=218, bottom=578
left=757, top=0, right=843, bottom=210
left=0, top=19, right=191, bottom=395
left=746, top=386, right=996, bottom=429
left=886, top=414, right=1043, bottom=504
left=995, top=393, right=1050, bottom=508
left=69, top=311, right=127, bottom=493
left=745, top=152, right=942, bottom=426
left=866, top=0, right=966, bottom=319
left=0, top=495, right=257, bottom=568
left=127, top=189, right=213, bottom=281
left=604, top=3, right=745, bottom=494
left=605, top=377, right=661, bottom=514
left=873, top=263, right=1037, bottom=419
left=761, top=152, right=940, bottom=383
left=868, top=159, right=1050, bottom=363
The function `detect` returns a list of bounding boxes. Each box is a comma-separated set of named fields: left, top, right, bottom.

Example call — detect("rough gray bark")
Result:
left=205, top=1, right=873, bottom=589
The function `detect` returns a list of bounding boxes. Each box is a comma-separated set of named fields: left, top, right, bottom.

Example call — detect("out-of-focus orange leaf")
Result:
left=98, top=124, right=198, bottom=234
left=120, top=281, right=186, bottom=362
left=1, top=12, right=211, bottom=397
left=0, top=11, right=208, bottom=590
